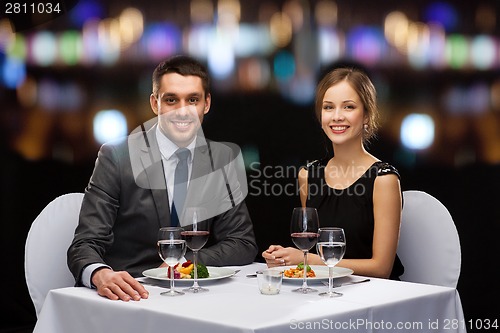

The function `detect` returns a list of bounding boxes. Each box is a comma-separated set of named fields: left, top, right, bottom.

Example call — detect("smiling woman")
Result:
left=263, top=67, right=404, bottom=281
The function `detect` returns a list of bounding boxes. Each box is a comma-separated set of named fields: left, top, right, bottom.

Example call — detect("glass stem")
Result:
left=193, top=250, right=199, bottom=288
left=169, top=265, right=175, bottom=293
left=301, top=251, right=308, bottom=291
left=328, top=266, right=333, bottom=295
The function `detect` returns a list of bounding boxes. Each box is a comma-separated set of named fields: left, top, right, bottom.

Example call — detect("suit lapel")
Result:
left=139, top=125, right=171, bottom=228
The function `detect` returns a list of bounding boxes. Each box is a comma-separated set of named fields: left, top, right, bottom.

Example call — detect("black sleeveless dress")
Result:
left=306, top=160, right=404, bottom=280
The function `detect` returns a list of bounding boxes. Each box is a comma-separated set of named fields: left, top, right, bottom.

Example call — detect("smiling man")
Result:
left=67, top=55, right=258, bottom=302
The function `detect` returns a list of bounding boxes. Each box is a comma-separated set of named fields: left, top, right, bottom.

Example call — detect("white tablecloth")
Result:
left=34, top=263, right=466, bottom=333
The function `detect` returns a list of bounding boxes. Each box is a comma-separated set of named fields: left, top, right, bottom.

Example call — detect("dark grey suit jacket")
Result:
left=67, top=123, right=258, bottom=284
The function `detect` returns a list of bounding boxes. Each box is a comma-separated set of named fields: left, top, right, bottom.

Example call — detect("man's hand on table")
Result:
left=91, top=268, right=149, bottom=301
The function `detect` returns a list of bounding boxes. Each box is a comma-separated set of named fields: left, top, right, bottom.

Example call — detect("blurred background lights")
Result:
left=143, top=23, right=181, bottom=61
left=0, top=18, right=15, bottom=51
left=384, top=11, right=410, bottom=53
left=273, top=51, right=295, bottom=82
left=400, top=113, right=435, bottom=150
left=423, top=2, right=458, bottom=32
left=97, top=18, right=121, bottom=65
left=237, top=57, right=270, bottom=91
left=38, top=79, right=60, bottom=111
left=1, top=56, right=26, bottom=88
left=283, top=0, right=305, bottom=32
left=70, top=0, right=105, bottom=28
left=7, top=33, right=27, bottom=61
left=347, top=26, right=385, bottom=66
left=217, top=0, right=241, bottom=28
left=269, top=12, right=293, bottom=47
left=16, top=76, right=37, bottom=108
left=31, top=31, right=57, bottom=66
left=468, top=83, right=490, bottom=115
left=207, top=33, right=235, bottom=79
left=59, top=31, right=83, bottom=65
left=118, top=7, right=144, bottom=50
left=445, top=34, right=468, bottom=69
left=318, top=28, right=341, bottom=65
left=233, top=25, right=273, bottom=57
left=81, top=19, right=100, bottom=65
left=407, top=22, right=431, bottom=69
left=470, top=35, right=496, bottom=70
left=427, top=24, right=447, bottom=69
left=93, top=109, right=128, bottom=144
left=315, top=0, right=337, bottom=27
left=186, top=25, right=211, bottom=59
left=190, top=0, right=214, bottom=24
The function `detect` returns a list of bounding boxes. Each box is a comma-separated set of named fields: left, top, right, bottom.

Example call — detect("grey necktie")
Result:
left=171, top=148, right=191, bottom=227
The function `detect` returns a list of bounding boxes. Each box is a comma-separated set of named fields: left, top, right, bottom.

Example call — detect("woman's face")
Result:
left=321, top=80, right=366, bottom=146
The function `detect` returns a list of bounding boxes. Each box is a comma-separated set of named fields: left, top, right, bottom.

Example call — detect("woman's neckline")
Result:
left=323, top=161, right=380, bottom=190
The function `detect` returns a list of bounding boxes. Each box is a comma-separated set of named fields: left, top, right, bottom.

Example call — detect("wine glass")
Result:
left=157, top=227, right=187, bottom=296
left=316, top=227, right=346, bottom=297
left=181, top=207, right=210, bottom=293
left=290, top=207, right=319, bottom=293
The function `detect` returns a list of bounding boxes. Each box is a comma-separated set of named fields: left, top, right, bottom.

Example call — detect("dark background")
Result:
left=1, top=0, right=500, bottom=332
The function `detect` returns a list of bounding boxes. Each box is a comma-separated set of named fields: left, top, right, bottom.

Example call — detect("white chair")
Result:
left=397, top=190, right=461, bottom=288
left=24, top=193, right=84, bottom=317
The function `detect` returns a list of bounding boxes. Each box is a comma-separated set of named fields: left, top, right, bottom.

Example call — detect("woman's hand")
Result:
left=262, top=245, right=304, bottom=267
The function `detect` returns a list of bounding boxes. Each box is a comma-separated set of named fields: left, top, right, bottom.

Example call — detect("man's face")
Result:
left=150, top=73, right=211, bottom=147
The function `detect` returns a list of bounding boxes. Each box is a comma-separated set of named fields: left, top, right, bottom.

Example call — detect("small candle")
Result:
left=260, top=284, right=279, bottom=295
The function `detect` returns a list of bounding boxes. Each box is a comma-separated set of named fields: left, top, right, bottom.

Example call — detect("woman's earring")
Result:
left=363, top=124, right=369, bottom=132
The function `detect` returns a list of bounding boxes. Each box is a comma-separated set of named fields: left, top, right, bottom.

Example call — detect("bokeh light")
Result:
left=273, top=51, right=295, bottom=82
left=1, top=56, right=26, bottom=88
left=400, top=113, right=435, bottom=150
left=238, top=58, right=270, bottom=91
left=470, top=35, right=496, bottom=70
left=207, top=32, right=235, bottom=79
left=30, top=31, right=57, bottom=66
left=269, top=12, right=293, bottom=48
left=190, top=0, right=214, bottom=24
left=59, top=30, right=83, bottom=65
left=318, top=27, right=342, bottom=65
left=423, top=2, right=458, bottom=32
left=93, top=109, right=128, bottom=144
left=347, top=26, right=385, bottom=66
left=97, top=18, right=121, bottom=65
left=445, top=34, right=468, bottom=69
left=70, top=0, right=105, bottom=28
left=315, top=0, right=337, bottom=27
left=118, top=7, right=144, bottom=50
left=6, top=33, right=27, bottom=60
left=142, top=23, right=181, bottom=61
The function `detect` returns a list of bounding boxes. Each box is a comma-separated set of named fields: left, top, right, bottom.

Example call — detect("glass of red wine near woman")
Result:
left=290, top=207, right=320, bottom=293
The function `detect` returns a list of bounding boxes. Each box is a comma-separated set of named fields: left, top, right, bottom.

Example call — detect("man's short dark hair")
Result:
left=152, top=55, right=211, bottom=97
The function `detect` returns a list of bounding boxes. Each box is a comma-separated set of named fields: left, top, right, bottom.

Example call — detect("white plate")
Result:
left=142, top=266, right=236, bottom=282
left=271, top=265, right=353, bottom=282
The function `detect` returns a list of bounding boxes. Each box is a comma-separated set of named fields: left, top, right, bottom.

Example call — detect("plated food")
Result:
left=167, top=260, right=209, bottom=279
left=272, top=265, right=353, bottom=282
left=142, top=266, right=236, bottom=282
left=283, top=263, right=316, bottom=278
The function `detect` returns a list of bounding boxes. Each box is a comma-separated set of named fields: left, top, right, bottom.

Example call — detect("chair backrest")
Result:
left=397, top=190, right=461, bottom=288
left=24, top=193, right=83, bottom=317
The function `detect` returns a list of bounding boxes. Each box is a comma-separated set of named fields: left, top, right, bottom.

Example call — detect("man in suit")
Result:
left=67, top=55, right=258, bottom=301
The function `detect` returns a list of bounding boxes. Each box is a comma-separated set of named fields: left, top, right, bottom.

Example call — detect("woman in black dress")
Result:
left=263, top=67, right=404, bottom=279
